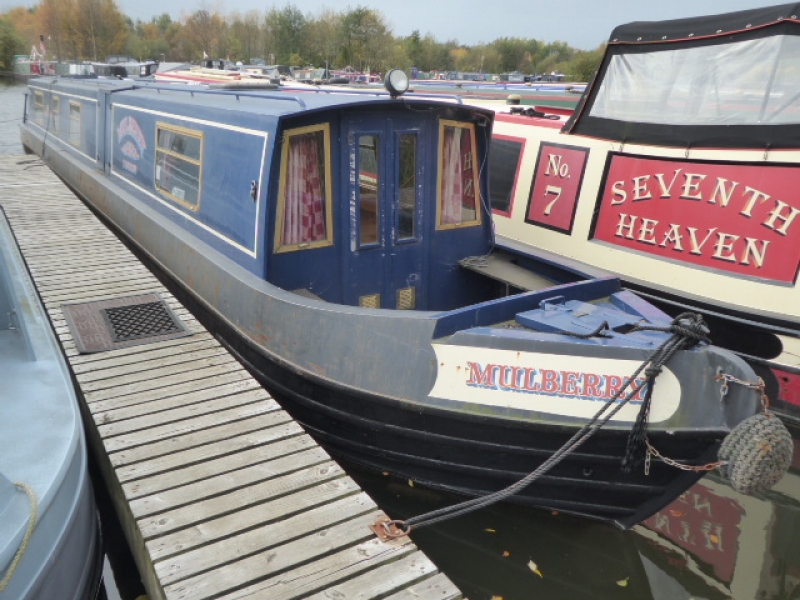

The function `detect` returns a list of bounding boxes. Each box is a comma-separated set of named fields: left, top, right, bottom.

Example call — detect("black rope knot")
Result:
left=669, top=313, right=710, bottom=348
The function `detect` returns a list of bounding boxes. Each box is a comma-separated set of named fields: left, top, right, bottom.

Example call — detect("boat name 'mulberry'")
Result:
left=428, top=344, right=681, bottom=422
left=466, top=361, right=647, bottom=403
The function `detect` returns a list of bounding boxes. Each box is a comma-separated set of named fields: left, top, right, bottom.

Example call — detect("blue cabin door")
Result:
left=343, top=115, right=427, bottom=310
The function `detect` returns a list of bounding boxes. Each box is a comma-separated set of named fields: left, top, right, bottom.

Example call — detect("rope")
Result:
left=378, top=312, right=709, bottom=536
left=0, top=482, right=38, bottom=592
left=622, top=313, right=709, bottom=472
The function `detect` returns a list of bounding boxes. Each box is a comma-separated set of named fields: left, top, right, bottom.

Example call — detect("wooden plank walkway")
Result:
left=0, top=155, right=462, bottom=600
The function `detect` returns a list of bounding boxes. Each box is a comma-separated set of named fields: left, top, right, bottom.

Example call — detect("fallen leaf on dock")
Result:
left=616, top=577, right=629, bottom=587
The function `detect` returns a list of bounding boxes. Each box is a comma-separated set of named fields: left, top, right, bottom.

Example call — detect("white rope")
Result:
left=0, top=482, right=38, bottom=592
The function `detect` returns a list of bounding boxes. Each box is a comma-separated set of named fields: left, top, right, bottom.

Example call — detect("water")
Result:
left=3, top=78, right=800, bottom=600
left=0, top=81, right=25, bottom=156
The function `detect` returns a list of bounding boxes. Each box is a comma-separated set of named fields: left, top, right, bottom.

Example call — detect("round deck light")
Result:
left=385, top=69, right=409, bottom=98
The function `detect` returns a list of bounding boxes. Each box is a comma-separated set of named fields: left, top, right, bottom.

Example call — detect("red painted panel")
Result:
left=593, top=154, right=800, bottom=283
left=526, top=143, right=589, bottom=233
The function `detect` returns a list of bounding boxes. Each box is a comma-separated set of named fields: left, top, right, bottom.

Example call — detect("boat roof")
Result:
left=33, top=77, right=474, bottom=120
left=609, top=2, right=800, bottom=43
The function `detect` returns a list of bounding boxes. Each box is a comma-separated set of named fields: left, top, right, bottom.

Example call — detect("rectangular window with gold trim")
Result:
left=274, top=123, right=333, bottom=252
left=69, top=101, right=81, bottom=147
left=155, top=123, right=203, bottom=211
left=437, top=120, right=481, bottom=229
left=51, top=96, right=60, bottom=134
left=32, top=91, right=45, bottom=126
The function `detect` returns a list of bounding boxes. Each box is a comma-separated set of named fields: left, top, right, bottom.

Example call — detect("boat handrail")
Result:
left=124, top=81, right=311, bottom=111
left=294, top=85, right=465, bottom=104
left=141, top=80, right=464, bottom=107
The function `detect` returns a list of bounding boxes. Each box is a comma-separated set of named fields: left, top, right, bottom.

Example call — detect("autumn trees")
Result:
left=1, top=1, right=603, bottom=81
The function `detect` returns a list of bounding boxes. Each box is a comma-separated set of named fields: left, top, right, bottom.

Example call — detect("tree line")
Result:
left=0, top=1, right=604, bottom=81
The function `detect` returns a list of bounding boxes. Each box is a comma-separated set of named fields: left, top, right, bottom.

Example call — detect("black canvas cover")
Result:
left=609, top=3, right=800, bottom=43
left=564, top=4, right=800, bottom=148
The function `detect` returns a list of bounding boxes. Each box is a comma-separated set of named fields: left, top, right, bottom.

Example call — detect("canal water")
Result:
left=2, top=79, right=800, bottom=600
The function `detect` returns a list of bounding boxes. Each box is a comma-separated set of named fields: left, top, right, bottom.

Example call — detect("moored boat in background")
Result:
left=482, top=3, right=800, bottom=422
left=17, top=71, right=777, bottom=528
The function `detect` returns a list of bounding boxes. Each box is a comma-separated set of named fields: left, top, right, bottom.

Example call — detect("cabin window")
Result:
left=358, top=134, right=380, bottom=247
left=51, top=96, right=60, bottom=133
left=397, top=133, right=417, bottom=241
left=489, top=136, right=523, bottom=215
left=437, top=120, right=480, bottom=229
left=274, top=124, right=333, bottom=253
left=69, top=101, right=81, bottom=147
left=155, top=123, right=203, bottom=211
left=32, top=91, right=45, bottom=125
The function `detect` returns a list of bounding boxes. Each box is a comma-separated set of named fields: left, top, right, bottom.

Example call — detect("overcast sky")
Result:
left=1, top=0, right=777, bottom=49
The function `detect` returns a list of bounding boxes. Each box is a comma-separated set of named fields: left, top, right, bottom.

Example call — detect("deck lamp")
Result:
left=384, top=69, right=409, bottom=98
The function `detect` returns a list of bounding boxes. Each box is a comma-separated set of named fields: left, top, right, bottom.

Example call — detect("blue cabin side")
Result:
left=24, top=80, right=497, bottom=311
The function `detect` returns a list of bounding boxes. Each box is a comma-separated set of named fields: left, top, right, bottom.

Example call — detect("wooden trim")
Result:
left=273, top=122, right=334, bottom=254
left=154, top=121, right=204, bottom=212
left=436, top=119, right=482, bottom=231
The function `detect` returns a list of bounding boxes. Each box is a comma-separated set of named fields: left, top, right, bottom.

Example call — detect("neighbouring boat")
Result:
left=410, top=80, right=585, bottom=110
left=18, top=72, right=772, bottom=528
left=91, top=55, right=159, bottom=79
left=482, top=3, right=800, bottom=423
left=0, top=206, right=103, bottom=597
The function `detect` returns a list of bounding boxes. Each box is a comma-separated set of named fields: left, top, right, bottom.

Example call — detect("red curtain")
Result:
left=283, top=133, right=326, bottom=245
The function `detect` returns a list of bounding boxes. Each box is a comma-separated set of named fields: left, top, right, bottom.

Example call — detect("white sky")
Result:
left=1, top=0, right=777, bottom=49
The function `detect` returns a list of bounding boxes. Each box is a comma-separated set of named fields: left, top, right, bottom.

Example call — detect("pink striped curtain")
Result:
left=283, top=133, right=326, bottom=245
left=440, top=126, right=475, bottom=225
left=440, top=126, right=463, bottom=225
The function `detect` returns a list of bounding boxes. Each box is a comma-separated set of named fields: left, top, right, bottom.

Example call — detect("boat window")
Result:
left=274, top=123, right=333, bottom=253
left=155, top=123, right=203, bottom=211
left=69, top=101, right=81, bottom=148
left=397, top=133, right=417, bottom=241
left=358, top=134, right=380, bottom=247
left=32, top=91, right=45, bottom=125
left=488, top=136, right=524, bottom=215
left=589, top=35, right=800, bottom=126
left=51, top=96, right=60, bottom=133
left=437, top=120, right=481, bottom=229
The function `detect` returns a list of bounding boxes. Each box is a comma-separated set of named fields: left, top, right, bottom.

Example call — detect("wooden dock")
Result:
left=0, top=154, right=462, bottom=600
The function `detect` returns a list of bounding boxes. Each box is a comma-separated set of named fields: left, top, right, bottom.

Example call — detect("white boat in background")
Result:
left=0, top=206, right=103, bottom=599
left=482, top=3, right=800, bottom=421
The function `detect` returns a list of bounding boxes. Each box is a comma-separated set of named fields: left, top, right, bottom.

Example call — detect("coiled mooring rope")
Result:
left=375, top=313, right=712, bottom=537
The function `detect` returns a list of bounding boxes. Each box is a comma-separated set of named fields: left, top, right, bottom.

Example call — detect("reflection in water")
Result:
left=344, top=418, right=800, bottom=600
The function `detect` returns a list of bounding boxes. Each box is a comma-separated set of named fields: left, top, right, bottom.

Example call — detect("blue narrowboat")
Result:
left=18, top=74, right=772, bottom=528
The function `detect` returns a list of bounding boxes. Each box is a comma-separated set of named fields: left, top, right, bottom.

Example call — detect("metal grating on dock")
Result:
left=0, top=155, right=462, bottom=600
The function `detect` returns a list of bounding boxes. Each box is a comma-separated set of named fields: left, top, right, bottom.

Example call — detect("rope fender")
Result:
left=718, top=411, right=793, bottom=496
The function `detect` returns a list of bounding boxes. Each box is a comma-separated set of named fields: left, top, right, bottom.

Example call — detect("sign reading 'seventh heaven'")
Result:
left=592, top=154, right=800, bottom=283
